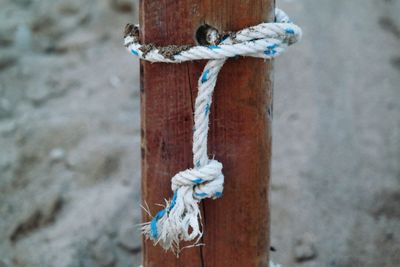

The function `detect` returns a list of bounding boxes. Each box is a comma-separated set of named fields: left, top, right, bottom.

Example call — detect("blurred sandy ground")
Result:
left=0, top=0, right=399, bottom=266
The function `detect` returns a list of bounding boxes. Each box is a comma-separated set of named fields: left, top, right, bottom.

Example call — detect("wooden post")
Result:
left=140, top=0, right=274, bottom=266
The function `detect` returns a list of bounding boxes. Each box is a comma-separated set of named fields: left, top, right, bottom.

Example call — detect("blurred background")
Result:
left=0, top=0, right=399, bottom=266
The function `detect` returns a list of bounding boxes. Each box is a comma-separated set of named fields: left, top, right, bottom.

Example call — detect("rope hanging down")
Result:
left=124, top=8, right=302, bottom=252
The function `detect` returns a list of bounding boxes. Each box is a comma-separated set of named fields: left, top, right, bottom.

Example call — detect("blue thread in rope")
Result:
left=193, top=178, right=203, bottom=184
left=264, top=49, right=277, bottom=56
left=194, top=192, right=208, bottom=198
left=201, top=69, right=210, bottom=83
left=267, top=43, right=278, bottom=49
left=131, top=49, right=139, bottom=56
left=150, top=210, right=165, bottom=239
left=214, top=192, right=222, bottom=198
left=150, top=191, right=178, bottom=239
left=285, top=28, right=295, bottom=34
left=205, top=103, right=210, bottom=115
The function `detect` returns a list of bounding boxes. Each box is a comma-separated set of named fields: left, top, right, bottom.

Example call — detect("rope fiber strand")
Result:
left=124, top=8, right=301, bottom=254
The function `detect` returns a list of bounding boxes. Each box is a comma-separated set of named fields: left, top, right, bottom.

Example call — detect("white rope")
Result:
left=124, top=8, right=301, bottom=254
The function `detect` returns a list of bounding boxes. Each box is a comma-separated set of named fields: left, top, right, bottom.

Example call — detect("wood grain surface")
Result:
left=140, top=1, right=274, bottom=266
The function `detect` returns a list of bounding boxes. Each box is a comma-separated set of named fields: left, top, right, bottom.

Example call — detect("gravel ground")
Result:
left=0, top=0, right=399, bottom=266
left=272, top=1, right=400, bottom=266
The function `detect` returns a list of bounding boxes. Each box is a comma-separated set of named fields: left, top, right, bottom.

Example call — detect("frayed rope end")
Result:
left=141, top=189, right=203, bottom=253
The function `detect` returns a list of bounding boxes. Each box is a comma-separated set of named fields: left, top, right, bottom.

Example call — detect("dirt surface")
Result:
left=271, top=1, right=400, bottom=266
left=0, top=0, right=141, bottom=266
left=0, top=0, right=399, bottom=266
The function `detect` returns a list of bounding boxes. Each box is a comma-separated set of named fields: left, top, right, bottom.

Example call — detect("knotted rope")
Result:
left=124, top=8, right=301, bottom=253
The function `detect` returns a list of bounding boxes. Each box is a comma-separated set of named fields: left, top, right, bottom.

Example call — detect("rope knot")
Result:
left=171, top=159, right=224, bottom=200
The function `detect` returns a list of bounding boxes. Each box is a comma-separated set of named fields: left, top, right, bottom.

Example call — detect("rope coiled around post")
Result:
left=124, top=8, right=301, bottom=253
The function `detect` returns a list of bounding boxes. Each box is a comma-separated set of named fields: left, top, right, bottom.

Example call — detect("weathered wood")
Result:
left=140, top=1, right=273, bottom=266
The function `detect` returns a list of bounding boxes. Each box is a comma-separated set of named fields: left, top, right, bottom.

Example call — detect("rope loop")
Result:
left=124, top=10, right=301, bottom=63
left=124, top=8, right=302, bottom=253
